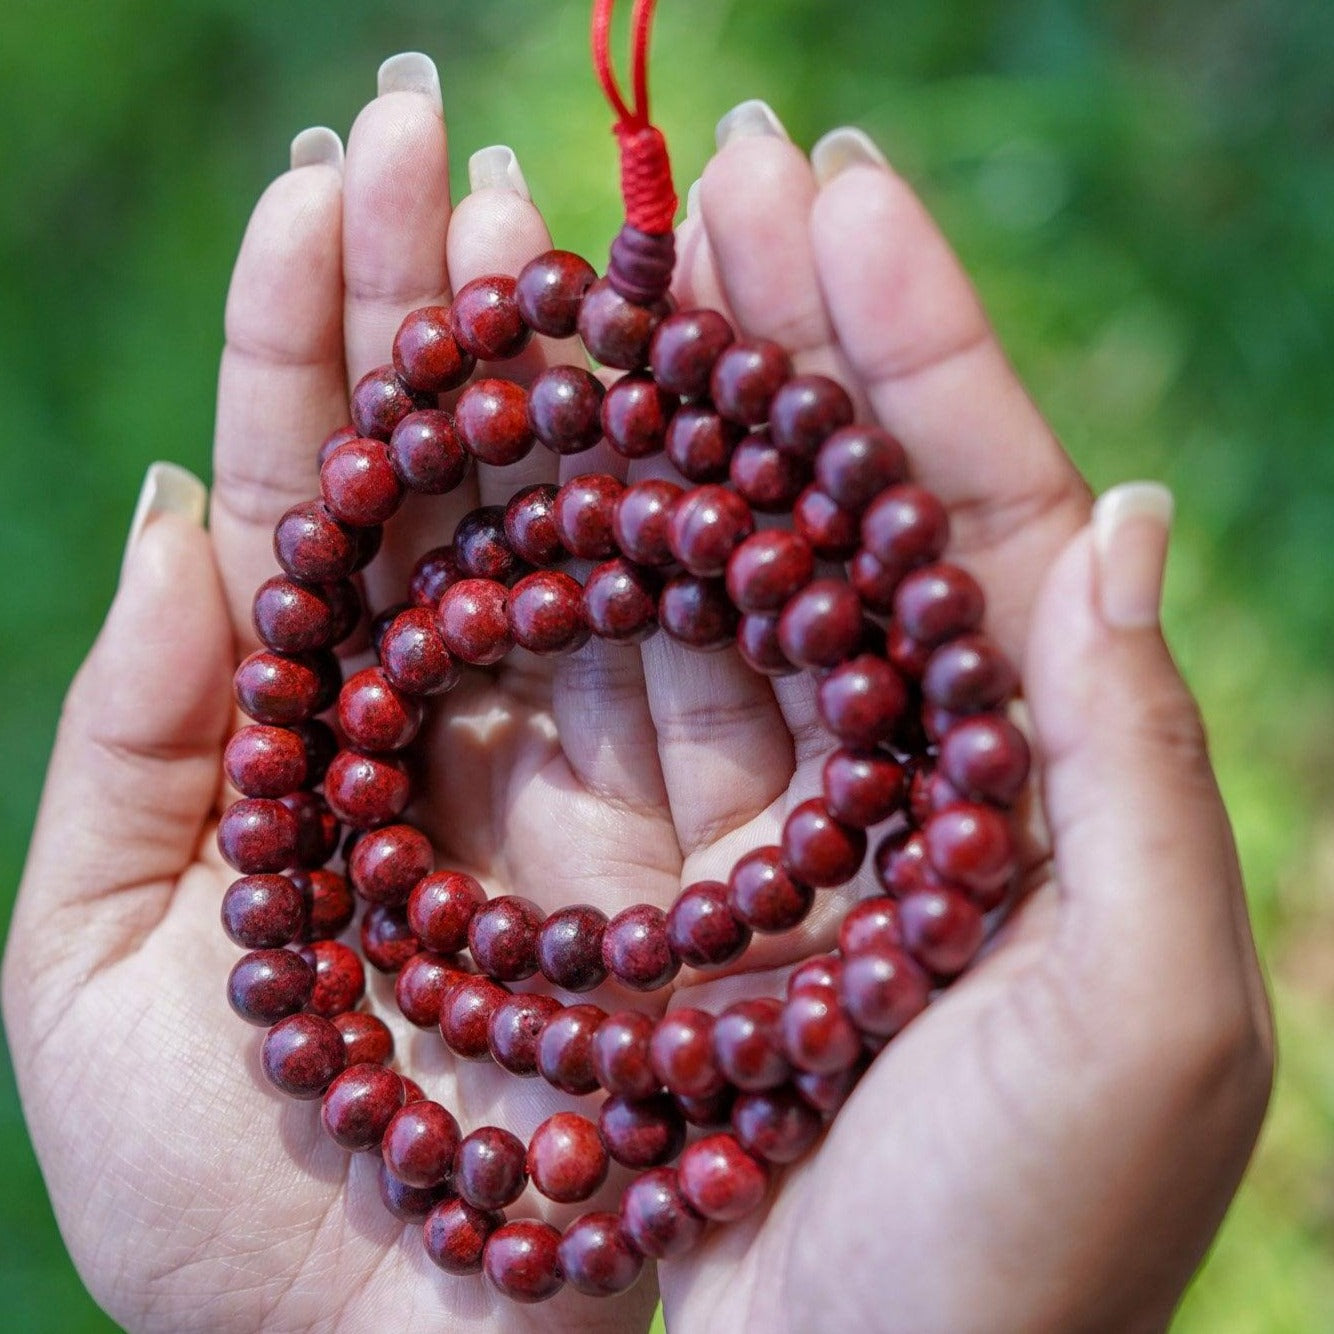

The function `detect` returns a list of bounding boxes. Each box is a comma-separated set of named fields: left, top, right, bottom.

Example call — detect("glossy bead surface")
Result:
left=261, top=1013, right=346, bottom=1099
left=862, top=483, right=949, bottom=569
left=922, top=634, right=1018, bottom=713
left=659, top=573, right=738, bottom=651
left=380, top=606, right=458, bottom=697
left=323, top=750, right=410, bottom=829
left=234, top=650, right=324, bottom=727
left=838, top=896, right=905, bottom=957
left=408, top=870, right=486, bottom=954
left=736, top=612, right=797, bottom=677
left=554, top=473, right=623, bottom=559
left=602, top=371, right=674, bottom=458
left=536, top=1003, right=606, bottom=1095
left=665, top=880, right=751, bottom=968
left=409, top=545, right=462, bottom=608
left=650, top=1008, right=723, bottom=1099
left=424, top=1197, right=503, bottom=1275
left=899, top=886, right=986, bottom=975
left=273, top=501, right=358, bottom=585
left=650, top=307, right=734, bottom=398
left=457, top=1126, right=528, bottom=1210
left=592, top=1010, right=658, bottom=1099
left=583, top=558, right=661, bottom=643
left=455, top=378, right=534, bottom=466
left=729, top=432, right=809, bottom=512
left=483, top=1220, right=564, bottom=1304
left=273, top=788, right=334, bottom=866
left=815, top=425, right=907, bottom=512
left=252, top=577, right=335, bottom=655
left=527, top=364, right=604, bottom=455
left=710, top=338, right=792, bottom=425
left=320, top=1062, right=405, bottom=1151
left=781, top=989, right=861, bottom=1075
left=526, top=1112, right=609, bottom=1204
left=732, top=1087, right=822, bottom=1164
left=452, top=275, right=532, bottom=361
left=395, top=950, right=463, bottom=1028
left=598, top=1092, right=686, bottom=1168
left=939, top=713, right=1030, bottom=806
left=923, top=802, right=1015, bottom=898
left=678, top=1133, right=769, bottom=1221
left=469, top=895, right=544, bottom=981
left=439, top=975, right=509, bottom=1061
left=222, top=874, right=305, bottom=949
left=894, top=563, right=985, bottom=647
left=332, top=1010, right=394, bottom=1067
left=725, top=530, right=814, bottom=615
left=227, top=948, right=313, bottom=1025
left=453, top=505, right=519, bottom=583
left=601, top=904, right=680, bottom=991
left=348, top=823, right=431, bottom=905
left=620, top=1167, right=705, bottom=1259
left=777, top=578, right=864, bottom=670
left=728, top=846, right=814, bottom=934
left=515, top=249, right=597, bottom=337
left=359, top=903, right=418, bottom=973
left=317, top=423, right=359, bottom=468
left=488, top=992, right=562, bottom=1076
left=392, top=304, right=475, bottom=393
left=794, top=1061, right=864, bottom=1118
left=350, top=365, right=424, bottom=441
left=502, top=483, right=562, bottom=569
left=792, top=486, right=860, bottom=560
left=507, top=570, right=590, bottom=655
left=782, top=798, right=867, bottom=888
left=436, top=578, right=512, bottom=666
left=299, top=939, right=365, bottom=1018
left=379, top=1160, right=451, bottom=1222
left=320, top=437, right=404, bottom=527
left=536, top=904, right=608, bottom=992
left=849, top=548, right=900, bottom=614
left=665, top=403, right=743, bottom=482
left=613, top=479, right=682, bottom=567
left=769, top=374, right=854, bottom=460
left=337, top=668, right=422, bottom=752
left=668, top=484, right=754, bottom=577
left=577, top=276, right=663, bottom=369
left=218, top=797, right=299, bottom=874
left=822, top=748, right=906, bottom=828
left=558, top=1212, right=644, bottom=1297
left=840, top=946, right=930, bottom=1036
left=817, top=655, right=910, bottom=748
left=787, top=955, right=844, bottom=997
left=713, top=998, right=790, bottom=1092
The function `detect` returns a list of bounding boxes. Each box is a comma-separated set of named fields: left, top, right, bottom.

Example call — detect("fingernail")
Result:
left=125, top=462, right=208, bottom=571
left=684, top=177, right=702, bottom=219
left=1092, top=482, right=1174, bottom=630
left=289, top=126, right=344, bottom=173
left=811, top=127, right=889, bottom=186
left=467, top=145, right=531, bottom=200
left=377, top=52, right=442, bottom=107
left=716, top=98, right=789, bottom=149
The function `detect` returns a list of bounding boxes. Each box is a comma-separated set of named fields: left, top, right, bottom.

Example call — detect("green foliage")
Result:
left=1, top=0, right=1330, bottom=1328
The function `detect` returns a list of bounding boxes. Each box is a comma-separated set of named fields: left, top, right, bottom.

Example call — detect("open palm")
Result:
left=4, top=62, right=1271, bottom=1334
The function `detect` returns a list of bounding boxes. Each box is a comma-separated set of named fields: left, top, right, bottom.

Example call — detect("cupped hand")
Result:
left=2, top=58, right=1272, bottom=1334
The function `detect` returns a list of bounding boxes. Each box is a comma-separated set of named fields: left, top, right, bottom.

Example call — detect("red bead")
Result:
left=862, top=483, right=949, bottom=569
left=894, top=562, right=985, bottom=647
left=593, top=1010, right=658, bottom=1099
left=424, top=1197, right=503, bottom=1274
left=817, top=655, right=910, bottom=749
left=515, top=249, right=597, bottom=338
left=436, top=578, right=512, bottom=665
left=675, top=1087, right=735, bottom=1128
left=873, top=829, right=940, bottom=900
left=659, top=573, right=738, bottom=650
left=794, top=1062, right=864, bottom=1118
left=222, top=874, right=305, bottom=949
left=453, top=505, right=519, bottom=582
left=299, top=938, right=365, bottom=1017
left=261, top=1013, right=346, bottom=1099
left=290, top=719, right=337, bottom=786
left=337, top=668, right=422, bottom=752
left=710, top=338, right=792, bottom=425
left=317, top=423, right=360, bottom=468
left=822, top=748, right=906, bottom=828
left=320, top=437, right=403, bottom=527
left=729, top=432, right=810, bottom=512
left=451, top=275, right=532, bottom=361
left=224, top=725, right=306, bottom=800
left=507, top=570, right=590, bottom=655
left=379, top=606, right=458, bottom=697
left=620, top=1167, right=705, bottom=1259
left=665, top=403, right=743, bottom=482
left=732, top=1087, right=822, bottom=1164
left=227, top=948, right=313, bottom=1025
left=899, top=886, right=985, bottom=975
left=279, top=790, right=339, bottom=868
left=408, top=870, right=486, bottom=954
left=849, top=548, right=900, bottom=614
left=350, top=365, right=425, bottom=441
left=218, top=797, right=299, bottom=873
left=840, top=946, right=930, bottom=1036
left=323, top=750, right=410, bottom=828
left=598, top=1092, right=686, bottom=1168
left=814, top=425, right=907, bottom=512
left=787, top=955, right=843, bottom=997
left=923, top=801, right=1015, bottom=899
left=379, top=1159, right=451, bottom=1222
left=792, top=485, right=860, bottom=559
left=381, top=1099, right=460, bottom=1189
left=526, top=1112, right=609, bottom=1204
left=769, top=374, right=855, bottom=461
left=536, top=904, right=609, bottom=991
left=781, top=798, right=867, bottom=888
left=252, top=576, right=335, bottom=654
left=395, top=950, right=464, bottom=1028
left=455, top=381, right=532, bottom=469
left=320, top=1062, right=405, bottom=1151
left=939, top=712, right=1030, bottom=806
left=887, top=620, right=933, bottom=680
left=577, top=277, right=664, bottom=370
left=348, top=523, right=383, bottom=574
left=613, top=479, right=683, bottom=567
left=488, top=992, right=562, bottom=1076
left=839, top=896, right=905, bottom=956
left=469, top=895, right=544, bottom=981
left=781, top=989, right=861, bottom=1075
left=665, top=880, right=751, bottom=968
left=483, top=1220, right=564, bottom=1304
left=439, top=975, right=509, bottom=1060
left=678, top=1133, right=769, bottom=1221
left=392, top=304, right=475, bottom=393
left=503, top=484, right=562, bottom=566
left=349, top=823, right=432, bottom=906
left=457, top=1125, right=528, bottom=1210
left=737, top=612, right=797, bottom=677
left=409, top=545, right=462, bottom=608
left=650, top=1008, right=723, bottom=1099
left=332, top=1010, right=394, bottom=1067
left=537, top=1003, right=606, bottom=1095
left=601, top=903, right=680, bottom=991
left=650, top=307, right=734, bottom=398
left=777, top=578, right=864, bottom=670
left=668, top=484, right=755, bottom=577
left=922, top=633, right=1018, bottom=713
left=554, top=473, right=624, bottom=559
left=584, top=558, right=661, bottom=643
left=234, top=650, right=324, bottom=726
left=558, top=1212, right=644, bottom=1297
left=728, top=846, right=814, bottom=933
left=274, top=501, right=359, bottom=584
left=602, top=371, right=675, bottom=458
left=290, top=866, right=353, bottom=939
left=527, top=364, right=604, bottom=455
left=713, top=998, right=790, bottom=1092
left=359, top=903, right=418, bottom=973
left=909, top=762, right=963, bottom=824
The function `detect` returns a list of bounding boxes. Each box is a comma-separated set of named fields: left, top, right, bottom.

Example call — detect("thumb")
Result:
left=8, top=463, right=231, bottom=981
left=1023, top=482, right=1257, bottom=993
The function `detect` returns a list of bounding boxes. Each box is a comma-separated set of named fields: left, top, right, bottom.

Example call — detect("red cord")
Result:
left=591, top=0, right=677, bottom=236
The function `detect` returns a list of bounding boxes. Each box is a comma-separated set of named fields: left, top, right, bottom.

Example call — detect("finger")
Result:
left=1025, top=483, right=1265, bottom=1016
left=211, top=131, right=347, bottom=641
left=807, top=130, right=1092, bottom=659
left=8, top=467, right=230, bottom=985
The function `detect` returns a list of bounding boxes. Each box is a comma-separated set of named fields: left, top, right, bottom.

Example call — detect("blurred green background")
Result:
left=1, top=0, right=1331, bottom=1328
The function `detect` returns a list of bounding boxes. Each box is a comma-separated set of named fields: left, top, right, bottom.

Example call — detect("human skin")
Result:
left=2, top=57, right=1272, bottom=1334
